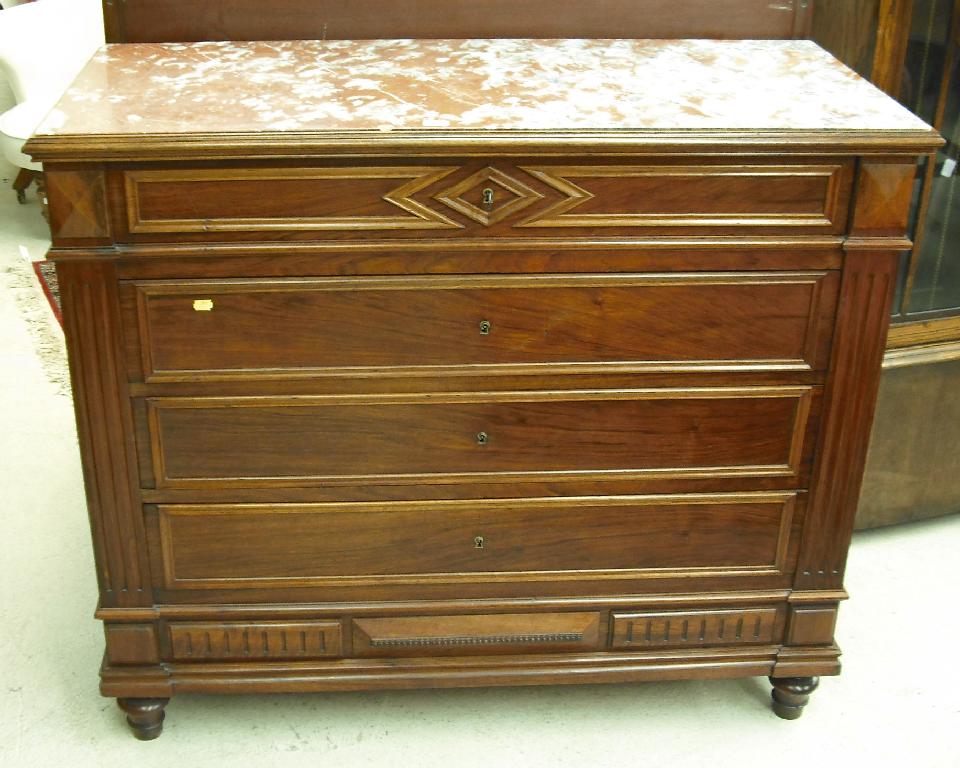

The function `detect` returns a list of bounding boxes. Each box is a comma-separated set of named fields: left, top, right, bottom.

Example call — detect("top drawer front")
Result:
left=128, top=272, right=839, bottom=382
left=119, top=161, right=851, bottom=240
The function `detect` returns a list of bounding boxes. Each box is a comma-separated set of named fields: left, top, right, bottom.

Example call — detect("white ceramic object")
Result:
left=0, top=0, right=103, bottom=176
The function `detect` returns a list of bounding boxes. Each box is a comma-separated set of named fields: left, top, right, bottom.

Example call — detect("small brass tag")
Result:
left=193, top=299, right=214, bottom=312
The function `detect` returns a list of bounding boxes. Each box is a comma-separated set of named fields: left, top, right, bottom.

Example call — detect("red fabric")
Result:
left=32, top=261, right=63, bottom=327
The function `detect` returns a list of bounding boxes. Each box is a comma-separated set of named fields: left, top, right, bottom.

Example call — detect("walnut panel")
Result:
left=57, top=261, right=152, bottom=607
left=849, top=159, right=916, bottom=237
left=128, top=272, right=839, bottom=382
left=116, top=161, right=853, bottom=240
left=155, top=493, right=797, bottom=589
left=352, top=612, right=601, bottom=657
left=144, top=387, right=816, bottom=488
left=785, top=606, right=838, bottom=645
left=123, top=167, right=461, bottom=233
left=45, top=168, right=111, bottom=243
left=167, top=620, right=342, bottom=660
left=796, top=249, right=900, bottom=590
left=610, top=607, right=781, bottom=649
left=105, top=624, right=160, bottom=665
left=519, top=164, right=849, bottom=232
left=114, top=243, right=845, bottom=280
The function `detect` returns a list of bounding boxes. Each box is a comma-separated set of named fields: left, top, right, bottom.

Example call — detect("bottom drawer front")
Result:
left=156, top=494, right=795, bottom=589
left=610, top=608, right=780, bottom=650
left=168, top=620, right=342, bottom=660
left=352, top=612, right=601, bottom=657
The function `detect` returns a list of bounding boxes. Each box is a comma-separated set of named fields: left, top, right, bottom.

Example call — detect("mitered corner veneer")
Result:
left=26, top=38, right=940, bottom=739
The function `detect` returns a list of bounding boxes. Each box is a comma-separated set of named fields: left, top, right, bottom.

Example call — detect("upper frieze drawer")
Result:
left=107, top=161, right=854, bottom=242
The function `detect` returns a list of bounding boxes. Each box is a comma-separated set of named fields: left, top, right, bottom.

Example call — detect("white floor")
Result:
left=0, top=189, right=957, bottom=767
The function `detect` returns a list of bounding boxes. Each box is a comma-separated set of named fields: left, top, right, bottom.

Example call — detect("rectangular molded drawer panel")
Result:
left=610, top=608, right=782, bottom=649
left=519, top=164, right=849, bottom=232
left=167, top=620, right=342, bottom=660
left=129, top=272, right=839, bottom=380
left=120, top=162, right=850, bottom=237
left=155, top=493, right=797, bottom=589
left=123, top=166, right=463, bottom=234
left=351, top=612, right=601, bottom=657
left=145, top=387, right=817, bottom=488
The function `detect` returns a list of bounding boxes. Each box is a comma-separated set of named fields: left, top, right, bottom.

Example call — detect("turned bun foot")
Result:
left=769, top=676, right=819, bottom=720
left=117, top=698, right=170, bottom=740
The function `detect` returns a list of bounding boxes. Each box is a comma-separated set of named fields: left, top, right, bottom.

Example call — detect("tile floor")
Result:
left=0, top=189, right=957, bottom=767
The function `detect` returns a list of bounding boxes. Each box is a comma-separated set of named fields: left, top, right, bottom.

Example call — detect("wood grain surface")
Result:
left=129, top=272, right=839, bottom=381
left=34, top=29, right=931, bottom=733
left=102, top=0, right=812, bottom=43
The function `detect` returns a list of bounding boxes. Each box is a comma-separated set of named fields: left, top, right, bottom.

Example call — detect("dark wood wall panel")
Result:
left=857, top=356, right=960, bottom=529
left=810, top=0, right=882, bottom=78
left=103, top=0, right=810, bottom=43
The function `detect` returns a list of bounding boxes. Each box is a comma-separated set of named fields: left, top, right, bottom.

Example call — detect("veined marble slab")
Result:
left=34, top=39, right=930, bottom=138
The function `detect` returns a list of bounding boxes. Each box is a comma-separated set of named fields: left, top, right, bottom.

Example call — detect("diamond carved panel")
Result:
left=46, top=168, right=111, bottom=241
left=434, top=167, right=544, bottom=226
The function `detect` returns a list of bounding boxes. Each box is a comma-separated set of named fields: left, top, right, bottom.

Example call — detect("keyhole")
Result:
left=481, top=187, right=495, bottom=208
left=474, top=536, right=485, bottom=549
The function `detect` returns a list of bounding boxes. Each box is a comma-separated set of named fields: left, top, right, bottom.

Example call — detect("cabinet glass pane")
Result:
left=898, top=0, right=960, bottom=316
left=901, top=0, right=953, bottom=123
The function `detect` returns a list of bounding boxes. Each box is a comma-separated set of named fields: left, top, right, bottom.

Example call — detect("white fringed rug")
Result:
left=3, top=254, right=70, bottom=395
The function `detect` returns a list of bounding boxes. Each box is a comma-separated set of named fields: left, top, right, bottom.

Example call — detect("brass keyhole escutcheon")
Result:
left=479, top=319, right=491, bottom=335
left=474, top=536, right=485, bottom=549
left=476, top=431, right=489, bottom=445
left=481, top=187, right=495, bottom=209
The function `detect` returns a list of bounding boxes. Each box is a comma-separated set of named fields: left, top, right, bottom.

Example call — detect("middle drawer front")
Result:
left=125, top=272, right=839, bottom=381
left=142, top=387, right=817, bottom=489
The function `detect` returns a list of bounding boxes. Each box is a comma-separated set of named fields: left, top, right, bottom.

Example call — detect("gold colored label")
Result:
left=192, top=299, right=214, bottom=312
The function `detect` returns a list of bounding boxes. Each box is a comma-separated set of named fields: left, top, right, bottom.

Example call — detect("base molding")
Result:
left=99, top=642, right=841, bottom=698
left=95, top=589, right=796, bottom=622
left=772, top=644, right=842, bottom=677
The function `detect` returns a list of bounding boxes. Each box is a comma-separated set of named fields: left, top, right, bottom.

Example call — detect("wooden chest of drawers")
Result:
left=26, top=38, right=939, bottom=738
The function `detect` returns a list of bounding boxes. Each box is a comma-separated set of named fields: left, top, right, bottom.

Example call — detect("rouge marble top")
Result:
left=31, top=38, right=936, bottom=155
